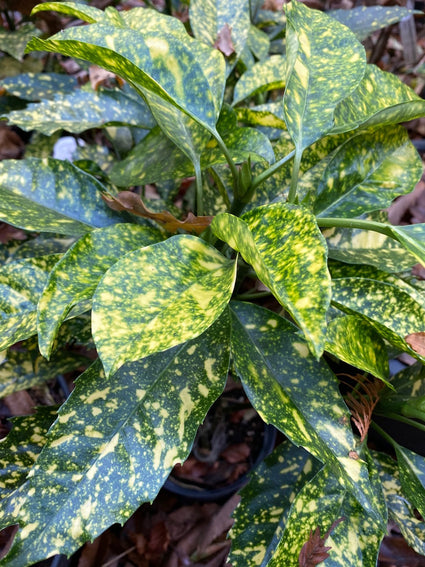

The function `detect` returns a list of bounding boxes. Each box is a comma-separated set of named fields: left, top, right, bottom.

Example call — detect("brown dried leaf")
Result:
left=213, top=24, right=235, bottom=57
left=89, top=65, right=124, bottom=90
left=299, top=518, right=344, bottom=567
left=220, top=442, right=251, bottom=464
left=405, top=332, right=425, bottom=356
left=4, top=390, right=35, bottom=416
left=0, top=124, right=24, bottom=160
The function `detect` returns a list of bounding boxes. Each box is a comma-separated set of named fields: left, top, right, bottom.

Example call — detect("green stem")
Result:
left=288, top=148, right=302, bottom=204
left=249, top=150, right=296, bottom=194
left=213, top=131, right=239, bottom=189
left=317, top=217, right=396, bottom=238
left=194, top=161, right=203, bottom=217
left=164, top=0, right=172, bottom=15
left=374, top=412, right=425, bottom=434
left=370, top=421, right=399, bottom=448
left=234, top=290, right=272, bottom=300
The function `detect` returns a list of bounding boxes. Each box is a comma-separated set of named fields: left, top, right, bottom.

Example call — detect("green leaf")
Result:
left=332, top=277, right=425, bottom=362
left=235, top=102, right=287, bottom=130
left=92, top=234, right=236, bottom=376
left=31, top=2, right=104, bottom=23
left=212, top=203, right=331, bottom=358
left=307, top=126, right=422, bottom=219
left=268, top=465, right=383, bottom=567
left=230, top=442, right=321, bottom=567
left=394, top=446, right=425, bottom=520
left=230, top=301, right=384, bottom=524
left=2, top=87, right=155, bottom=135
left=388, top=223, right=425, bottom=268
left=189, top=0, right=250, bottom=59
left=333, top=65, right=425, bottom=134
left=0, top=24, right=41, bottom=61
left=375, top=450, right=425, bottom=556
left=0, top=158, right=124, bottom=236
left=378, top=362, right=425, bottom=417
left=0, top=255, right=61, bottom=351
left=241, top=25, right=270, bottom=65
left=325, top=315, right=390, bottom=384
left=0, top=313, right=230, bottom=566
left=329, top=6, right=418, bottom=42
left=0, top=407, right=57, bottom=502
left=283, top=0, right=365, bottom=152
left=232, top=56, right=285, bottom=106
left=0, top=348, right=86, bottom=398
left=37, top=224, right=163, bottom=359
left=0, top=73, right=77, bottom=101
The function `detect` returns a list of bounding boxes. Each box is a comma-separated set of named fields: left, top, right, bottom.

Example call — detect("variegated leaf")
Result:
left=189, top=0, right=250, bottom=60
left=235, top=102, right=287, bottom=130
left=308, top=126, right=422, bottom=218
left=283, top=0, right=365, bottom=152
left=0, top=314, right=230, bottom=566
left=230, top=301, right=384, bottom=524
left=378, top=362, right=425, bottom=416
left=329, top=6, right=418, bottom=42
left=232, top=56, right=285, bottom=106
left=31, top=2, right=104, bottom=23
left=374, top=450, right=425, bottom=556
left=0, top=24, right=41, bottom=61
left=2, top=87, right=155, bottom=135
left=268, top=464, right=384, bottom=567
left=0, top=158, right=124, bottom=236
left=332, top=278, right=425, bottom=362
left=212, top=203, right=331, bottom=358
left=92, top=234, right=236, bottom=376
left=333, top=65, right=425, bottom=134
left=0, top=73, right=77, bottom=101
left=230, top=442, right=321, bottom=567
left=394, top=446, right=425, bottom=520
left=0, top=407, right=57, bottom=502
left=37, top=224, right=163, bottom=359
left=0, top=255, right=61, bottom=351
left=325, top=315, right=389, bottom=384
left=388, top=223, right=425, bottom=267
left=240, top=25, right=270, bottom=67
left=0, top=348, right=86, bottom=398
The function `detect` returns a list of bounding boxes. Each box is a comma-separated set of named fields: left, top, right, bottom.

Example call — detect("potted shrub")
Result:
left=0, top=0, right=425, bottom=565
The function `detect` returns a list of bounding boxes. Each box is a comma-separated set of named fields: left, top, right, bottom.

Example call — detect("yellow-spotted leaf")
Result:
left=232, top=56, right=285, bottom=106
left=309, top=126, right=422, bottom=219
left=267, top=466, right=382, bottom=566
left=31, top=1, right=104, bottom=23
left=332, top=277, right=425, bottom=363
left=1, top=73, right=77, bottom=101
left=0, top=314, right=230, bottom=565
left=230, top=301, right=384, bottom=523
left=235, top=103, right=287, bottom=130
left=0, top=255, right=61, bottom=351
left=388, top=223, right=425, bottom=267
left=0, top=407, right=57, bottom=502
left=394, top=446, right=425, bottom=521
left=0, top=158, right=124, bottom=237
left=0, top=24, right=41, bottom=61
left=375, top=451, right=425, bottom=556
left=333, top=65, right=425, bottom=134
left=189, top=0, right=250, bottom=60
left=283, top=1, right=365, bottom=152
left=3, top=87, right=155, bottom=135
left=329, top=6, right=418, bottom=41
left=92, top=234, right=236, bottom=376
left=27, top=4, right=226, bottom=167
left=230, top=443, right=321, bottom=567
left=37, top=224, right=163, bottom=359
left=212, top=203, right=330, bottom=358
left=325, top=315, right=389, bottom=384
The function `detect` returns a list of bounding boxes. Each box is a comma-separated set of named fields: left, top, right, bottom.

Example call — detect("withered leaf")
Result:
left=298, top=518, right=344, bottom=567
left=405, top=332, right=425, bottom=356
left=213, top=24, right=235, bottom=57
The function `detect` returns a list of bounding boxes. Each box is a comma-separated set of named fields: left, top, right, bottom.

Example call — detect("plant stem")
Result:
left=234, top=290, right=272, bottom=300
left=374, top=411, right=425, bottom=434
left=317, top=217, right=395, bottom=237
left=288, top=148, right=302, bottom=204
left=249, top=150, right=296, bottom=194
left=164, top=0, right=173, bottom=15
left=213, top=131, right=239, bottom=189
left=194, top=161, right=203, bottom=217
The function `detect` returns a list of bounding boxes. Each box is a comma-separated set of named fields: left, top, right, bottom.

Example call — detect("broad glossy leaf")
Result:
left=92, top=234, right=236, bottom=376
left=0, top=24, right=41, bottom=61
left=0, top=255, right=61, bottom=351
left=332, top=278, right=425, bottom=362
left=325, top=315, right=389, bottom=384
left=0, top=407, right=57, bottom=501
left=235, top=102, right=287, bottom=130
left=38, top=224, right=163, bottom=359
left=388, top=223, right=425, bottom=267
left=378, top=362, right=425, bottom=414
left=232, top=56, right=285, bottom=106
left=230, top=442, right=321, bottom=567
left=394, top=446, right=425, bottom=520
left=1, top=73, right=77, bottom=101
left=333, top=65, right=425, bottom=134
left=31, top=1, right=104, bottom=23
left=0, top=348, right=86, bottom=398
left=308, top=126, right=422, bottom=218
left=268, top=465, right=383, bottom=567
left=0, top=158, right=124, bottom=236
left=230, top=301, right=384, bottom=523
left=212, top=203, right=331, bottom=358
left=3, top=88, right=155, bottom=135
left=375, top=450, right=425, bottom=556
left=0, top=314, right=230, bottom=565
left=283, top=1, right=365, bottom=152
left=241, top=25, right=270, bottom=67
left=329, top=6, right=418, bottom=42
left=189, top=0, right=250, bottom=59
